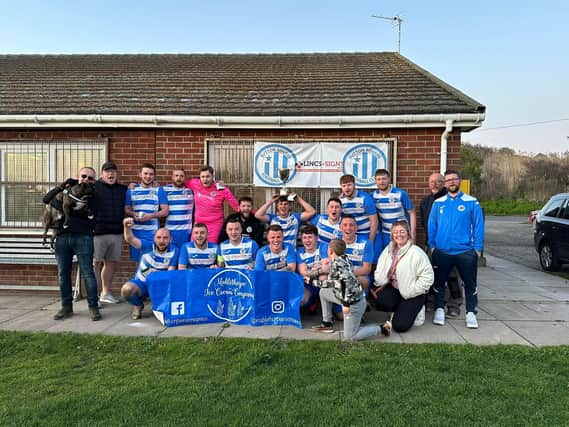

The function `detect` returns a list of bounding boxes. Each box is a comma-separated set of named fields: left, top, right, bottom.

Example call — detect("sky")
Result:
left=1, top=0, right=568, bottom=154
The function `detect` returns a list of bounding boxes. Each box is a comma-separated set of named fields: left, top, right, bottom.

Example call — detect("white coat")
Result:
left=374, top=240, right=434, bottom=300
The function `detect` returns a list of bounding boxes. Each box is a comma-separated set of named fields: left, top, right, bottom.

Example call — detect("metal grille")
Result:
left=0, top=140, right=107, bottom=228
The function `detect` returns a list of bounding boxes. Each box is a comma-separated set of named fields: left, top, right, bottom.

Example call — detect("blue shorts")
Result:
left=128, top=277, right=149, bottom=300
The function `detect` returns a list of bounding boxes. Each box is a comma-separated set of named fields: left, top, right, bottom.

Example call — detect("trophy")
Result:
left=278, top=168, right=291, bottom=196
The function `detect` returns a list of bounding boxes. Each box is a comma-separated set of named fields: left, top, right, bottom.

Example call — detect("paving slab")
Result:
left=400, top=320, right=466, bottom=344
left=504, top=321, right=569, bottom=347
left=450, top=320, right=532, bottom=346
left=0, top=309, right=62, bottom=332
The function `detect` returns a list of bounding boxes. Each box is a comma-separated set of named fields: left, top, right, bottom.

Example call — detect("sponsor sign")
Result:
left=253, top=141, right=389, bottom=188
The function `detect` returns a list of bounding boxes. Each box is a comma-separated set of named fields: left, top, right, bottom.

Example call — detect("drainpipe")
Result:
left=440, top=119, right=454, bottom=173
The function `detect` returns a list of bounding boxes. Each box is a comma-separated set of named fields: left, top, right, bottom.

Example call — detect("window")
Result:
left=560, top=199, right=569, bottom=220
left=542, top=197, right=564, bottom=218
left=0, top=140, right=107, bottom=228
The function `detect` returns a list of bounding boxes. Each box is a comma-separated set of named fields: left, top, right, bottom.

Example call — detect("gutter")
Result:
left=0, top=113, right=484, bottom=129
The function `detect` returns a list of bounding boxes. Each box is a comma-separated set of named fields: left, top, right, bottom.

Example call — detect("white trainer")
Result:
left=100, top=293, right=121, bottom=304
left=414, top=305, right=426, bottom=327
left=465, top=312, right=479, bottom=329
left=433, top=308, right=445, bottom=326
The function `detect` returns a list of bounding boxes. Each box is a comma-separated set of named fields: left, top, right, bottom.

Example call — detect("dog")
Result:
left=42, top=182, right=95, bottom=247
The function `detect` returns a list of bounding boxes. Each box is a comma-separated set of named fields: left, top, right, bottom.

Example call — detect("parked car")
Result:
left=533, top=193, right=569, bottom=271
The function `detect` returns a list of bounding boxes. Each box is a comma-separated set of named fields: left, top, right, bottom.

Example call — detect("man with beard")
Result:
left=420, top=172, right=463, bottom=318
left=254, top=224, right=296, bottom=272
left=428, top=170, right=484, bottom=329
left=163, top=168, right=194, bottom=248
left=120, top=218, right=179, bottom=320
left=372, top=168, right=416, bottom=259
left=124, top=163, right=169, bottom=261
left=311, top=197, right=343, bottom=245
left=178, top=223, right=218, bottom=269
left=218, top=196, right=264, bottom=246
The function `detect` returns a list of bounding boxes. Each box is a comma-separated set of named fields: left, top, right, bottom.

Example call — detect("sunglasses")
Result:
left=81, top=174, right=96, bottom=181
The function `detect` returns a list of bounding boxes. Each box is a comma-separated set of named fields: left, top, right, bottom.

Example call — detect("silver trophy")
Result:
left=278, top=168, right=291, bottom=196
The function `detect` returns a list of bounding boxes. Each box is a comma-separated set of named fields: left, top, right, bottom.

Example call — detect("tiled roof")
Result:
left=0, top=52, right=485, bottom=116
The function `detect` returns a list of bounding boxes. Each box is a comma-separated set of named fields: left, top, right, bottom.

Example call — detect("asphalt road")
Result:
left=484, top=215, right=541, bottom=270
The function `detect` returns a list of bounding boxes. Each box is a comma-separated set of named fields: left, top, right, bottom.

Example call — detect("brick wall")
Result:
left=0, top=127, right=462, bottom=293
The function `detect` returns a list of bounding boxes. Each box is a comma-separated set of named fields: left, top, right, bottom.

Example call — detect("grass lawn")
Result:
left=1, top=331, right=568, bottom=426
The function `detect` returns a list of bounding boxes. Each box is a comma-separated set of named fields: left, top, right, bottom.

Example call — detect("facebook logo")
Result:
left=170, top=301, right=185, bottom=316
left=271, top=300, right=285, bottom=314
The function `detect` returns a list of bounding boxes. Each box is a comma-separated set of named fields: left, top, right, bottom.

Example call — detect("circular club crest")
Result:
left=206, top=269, right=254, bottom=323
left=254, top=144, right=298, bottom=186
left=343, top=144, right=387, bottom=187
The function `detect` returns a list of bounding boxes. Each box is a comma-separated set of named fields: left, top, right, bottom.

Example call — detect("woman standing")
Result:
left=371, top=220, right=434, bottom=334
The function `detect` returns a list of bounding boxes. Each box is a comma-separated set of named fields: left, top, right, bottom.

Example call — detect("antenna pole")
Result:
left=371, top=14, right=403, bottom=53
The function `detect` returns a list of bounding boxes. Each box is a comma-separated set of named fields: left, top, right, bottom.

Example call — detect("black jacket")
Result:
left=93, top=179, right=127, bottom=235
left=419, top=187, right=447, bottom=245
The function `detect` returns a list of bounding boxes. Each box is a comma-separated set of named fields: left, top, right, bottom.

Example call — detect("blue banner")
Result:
left=146, top=268, right=304, bottom=328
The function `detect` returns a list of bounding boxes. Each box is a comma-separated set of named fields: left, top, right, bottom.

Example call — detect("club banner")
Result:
left=147, top=268, right=304, bottom=328
left=253, top=141, right=390, bottom=188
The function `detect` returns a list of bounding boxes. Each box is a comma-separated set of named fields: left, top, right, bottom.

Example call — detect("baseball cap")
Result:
left=101, top=162, right=117, bottom=171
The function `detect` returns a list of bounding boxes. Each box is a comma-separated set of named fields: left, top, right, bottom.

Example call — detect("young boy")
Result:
left=310, top=239, right=386, bottom=340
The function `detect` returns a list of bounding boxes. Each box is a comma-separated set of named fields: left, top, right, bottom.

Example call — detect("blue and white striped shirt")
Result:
left=255, top=243, right=297, bottom=271
left=372, top=186, right=413, bottom=236
left=267, top=213, right=302, bottom=246
left=311, top=214, right=342, bottom=244
left=125, top=185, right=168, bottom=233
left=344, top=237, right=374, bottom=270
left=218, top=236, right=259, bottom=270
left=340, top=190, right=376, bottom=238
left=134, top=240, right=179, bottom=282
left=163, top=185, right=194, bottom=235
left=296, top=243, right=329, bottom=272
left=178, top=241, right=218, bottom=269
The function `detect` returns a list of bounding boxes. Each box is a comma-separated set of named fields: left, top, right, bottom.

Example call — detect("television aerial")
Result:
left=371, top=14, right=403, bottom=53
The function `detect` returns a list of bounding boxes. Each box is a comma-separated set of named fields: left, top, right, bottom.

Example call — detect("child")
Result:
left=310, top=239, right=388, bottom=340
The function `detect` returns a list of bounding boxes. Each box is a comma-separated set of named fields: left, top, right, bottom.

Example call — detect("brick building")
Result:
left=0, top=52, right=485, bottom=293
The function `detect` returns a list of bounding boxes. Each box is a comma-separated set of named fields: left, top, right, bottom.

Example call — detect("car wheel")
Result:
left=539, top=241, right=560, bottom=271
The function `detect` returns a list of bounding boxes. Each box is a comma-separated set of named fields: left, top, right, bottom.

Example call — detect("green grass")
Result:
left=480, top=199, right=545, bottom=216
left=1, top=331, right=569, bottom=426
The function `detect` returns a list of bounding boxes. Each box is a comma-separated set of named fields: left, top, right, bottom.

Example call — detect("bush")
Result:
left=480, top=199, right=545, bottom=215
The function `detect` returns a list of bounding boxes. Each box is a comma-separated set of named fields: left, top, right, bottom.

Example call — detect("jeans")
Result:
left=432, top=249, right=478, bottom=313
left=55, top=233, right=99, bottom=308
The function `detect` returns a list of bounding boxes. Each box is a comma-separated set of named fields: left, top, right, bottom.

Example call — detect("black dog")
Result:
left=42, top=182, right=95, bottom=246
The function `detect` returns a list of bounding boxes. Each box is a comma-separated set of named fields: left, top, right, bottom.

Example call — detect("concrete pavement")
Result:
left=1, top=254, right=568, bottom=346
